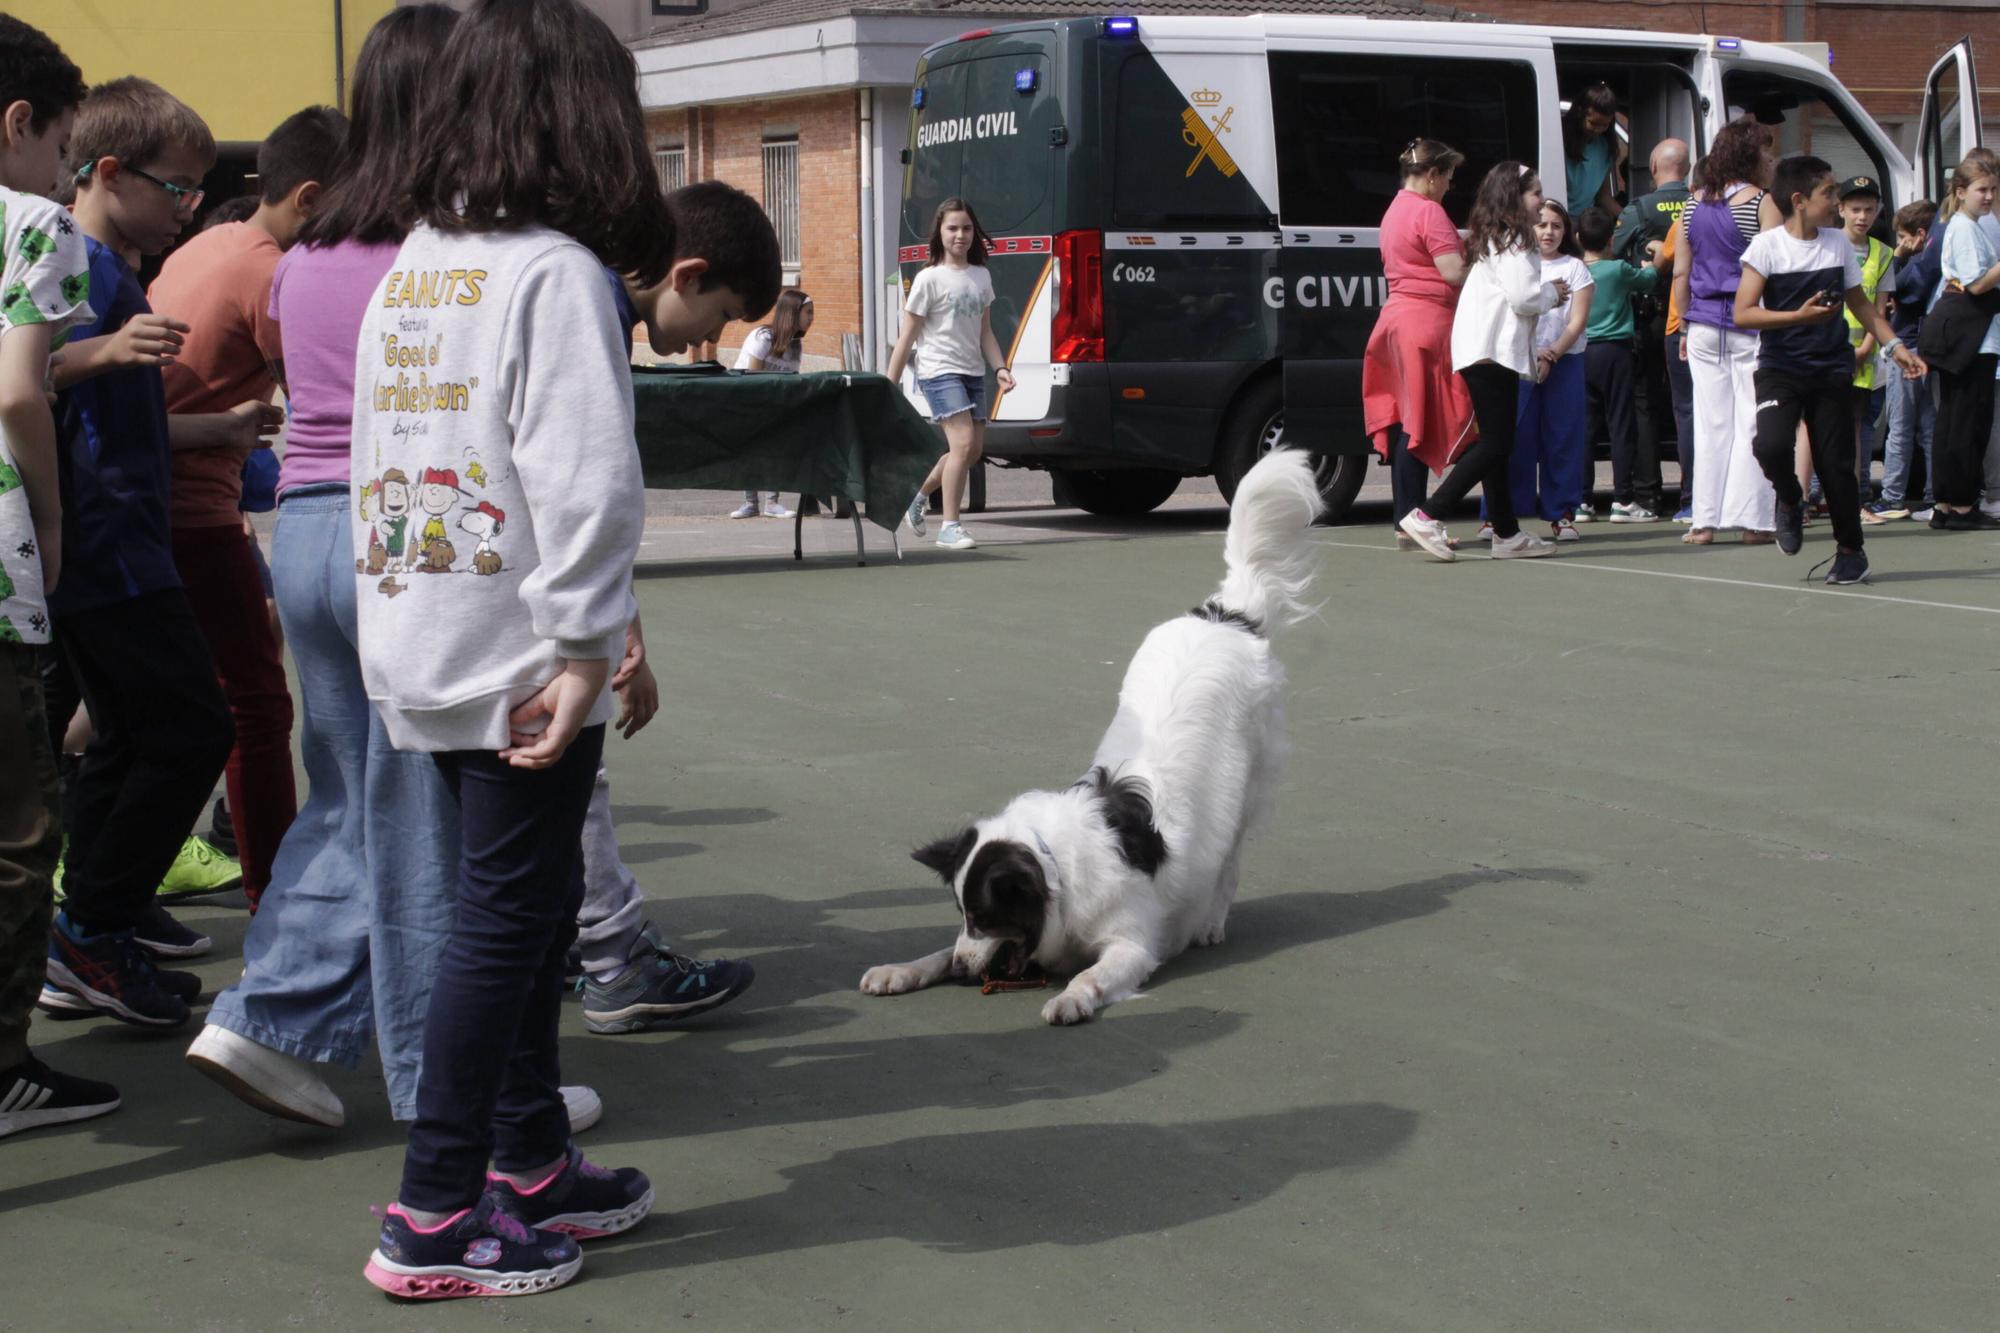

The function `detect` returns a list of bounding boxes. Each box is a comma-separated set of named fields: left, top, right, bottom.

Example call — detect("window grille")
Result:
left=762, top=137, right=801, bottom=269
left=654, top=145, right=686, bottom=194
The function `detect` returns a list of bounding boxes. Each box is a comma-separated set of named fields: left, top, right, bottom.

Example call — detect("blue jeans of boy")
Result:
left=205, top=487, right=457, bottom=1119
left=400, top=726, right=604, bottom=1213
left=1880, top=372, right=1936, bottom=507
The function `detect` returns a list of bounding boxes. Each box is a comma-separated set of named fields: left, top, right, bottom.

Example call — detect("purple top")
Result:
left=269, top=239, right=401, bottom=495
left=1684, top=190, right=1762, bottom=331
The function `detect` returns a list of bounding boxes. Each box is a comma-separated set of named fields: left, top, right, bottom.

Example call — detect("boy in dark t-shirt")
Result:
left=1734, top=155, right=1926, bottom=585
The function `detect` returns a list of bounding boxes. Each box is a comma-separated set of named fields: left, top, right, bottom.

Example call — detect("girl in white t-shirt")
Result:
left=1512, top=201, right=1596, bottom=539
left=729, top=288, right=812, bottom=519
left=886, top=197, right=1016, bottom=550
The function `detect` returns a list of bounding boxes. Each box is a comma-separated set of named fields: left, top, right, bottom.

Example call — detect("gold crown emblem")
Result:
left=1191, top=88, right=1223, bottom=106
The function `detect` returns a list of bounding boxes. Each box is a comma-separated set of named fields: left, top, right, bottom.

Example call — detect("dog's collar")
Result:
left=1029, top=829, right=1061, bottom=894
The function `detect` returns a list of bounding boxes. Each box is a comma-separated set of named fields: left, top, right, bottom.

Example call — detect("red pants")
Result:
left=172, top=523, right=296, bottom=904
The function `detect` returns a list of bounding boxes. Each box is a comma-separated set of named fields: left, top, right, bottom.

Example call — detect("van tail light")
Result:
left=1051, top=229, right=1104, bottom=363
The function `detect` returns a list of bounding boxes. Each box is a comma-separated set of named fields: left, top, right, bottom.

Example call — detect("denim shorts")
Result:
left=917, top=372, right=986, bottom=422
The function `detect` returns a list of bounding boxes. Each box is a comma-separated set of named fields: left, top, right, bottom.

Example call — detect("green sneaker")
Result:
left=156, top=835, right=242, bottom=899
left=52, top=854, right=63, bottom=903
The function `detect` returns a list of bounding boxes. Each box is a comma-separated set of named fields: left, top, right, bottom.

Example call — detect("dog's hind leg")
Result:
left=860, top=947, right=959, bottom=996
left=1196, top=833, right=1249, bottom=947
left=1041, top=941, right=1158, bottom=1026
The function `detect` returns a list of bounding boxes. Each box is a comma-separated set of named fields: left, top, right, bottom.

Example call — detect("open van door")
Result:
left=1915, top=38, right=1982, bottom=201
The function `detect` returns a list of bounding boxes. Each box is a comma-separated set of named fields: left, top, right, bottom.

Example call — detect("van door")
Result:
left=1915, top=38, right=1983, bottom=201
left=1263, top=32, right=1556, bottom=457
left=902, top=34, right=1063, bottom=420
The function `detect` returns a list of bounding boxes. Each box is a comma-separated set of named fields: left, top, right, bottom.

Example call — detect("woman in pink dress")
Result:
left=1363, top=139, right=1474, bottom=549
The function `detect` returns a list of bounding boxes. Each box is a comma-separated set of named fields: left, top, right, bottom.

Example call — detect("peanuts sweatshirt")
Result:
left=350, top=223, right=643, bottom=751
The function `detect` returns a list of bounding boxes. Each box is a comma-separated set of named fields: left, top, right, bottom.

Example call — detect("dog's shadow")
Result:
left=585, top=1100, right=1417, bottom=1271
left=1169, top=865, right=1581, bottom=982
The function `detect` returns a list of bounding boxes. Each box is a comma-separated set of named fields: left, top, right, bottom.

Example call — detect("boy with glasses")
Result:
left=39, top=78, right=247, bottom=1030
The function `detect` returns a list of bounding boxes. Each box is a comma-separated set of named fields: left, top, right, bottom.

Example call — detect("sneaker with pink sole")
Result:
left=487, top=1145, right=654, bottom=1239
left=365, top=1194, right=580, bottom=1300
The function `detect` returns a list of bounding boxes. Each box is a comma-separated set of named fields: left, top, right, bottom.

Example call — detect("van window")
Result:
left=1268, top=52, right=1541, bottom=228
left=906, top=54, right=1054, bottom=240
left=1111, top=51, right=1272, bottom=228
left=1722, top=69, right=1891, bottom=206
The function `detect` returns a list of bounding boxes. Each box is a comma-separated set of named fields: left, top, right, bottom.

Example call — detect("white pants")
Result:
left=1686, top=321, right=1776, bottom=532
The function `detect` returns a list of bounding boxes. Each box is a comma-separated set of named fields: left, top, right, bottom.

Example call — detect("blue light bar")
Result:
left=1103, top=16, right=1138, bottom=37
left=1015, top=68, right=1039, bottom=93
left=912, top=87, right=926, bottom=108
left=1714, top=37, right=1741, bottom=51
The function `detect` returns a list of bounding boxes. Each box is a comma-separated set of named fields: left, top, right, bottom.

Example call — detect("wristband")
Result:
left=1882, top=339, right=1904, bottom=357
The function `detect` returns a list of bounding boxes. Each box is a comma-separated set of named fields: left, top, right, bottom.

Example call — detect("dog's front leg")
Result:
left=1042, top=941, right=1157, bottom=1026
left=859, top=946, right=962, bottom=997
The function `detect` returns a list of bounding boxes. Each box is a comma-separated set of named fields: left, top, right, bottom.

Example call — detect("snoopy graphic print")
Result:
left=349, top=223, right=644, bottom=752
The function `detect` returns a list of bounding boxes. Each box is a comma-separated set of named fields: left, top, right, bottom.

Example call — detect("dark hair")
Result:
left=69, top=77, right=217, bottom=181
left=1576, top=205, right=1616, bottom=253
left=301, top=4, right=460, bottom=248
left=0, top=14, right=86, bottom=133
left=765, top=288, right=812, bottom=360
left=404, top=0, right=674, bottom=286
left=927, top=196, right=991, bottom=266
left=1562, top=83, right=1618, bottom=162
left=1398, top=137, right=1464, bottom=181
left=665, top=181, right=780, bottom=320
left=200, top=194, right=259, bottom=230
left=1691, top=115, right=1771, bottom=199
left=1463, top=161, right=1538, bottom=261
left=256, top=105, right=347, bottom=203
left=1537, top=199, right=1582, bottom=258
left=1769, top=155, right=1832, bottom=219
left=1893, top=199, right=1937, bottom=236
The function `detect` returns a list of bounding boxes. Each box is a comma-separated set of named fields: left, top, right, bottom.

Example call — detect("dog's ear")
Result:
left=912, top=827, right=978, bottom=883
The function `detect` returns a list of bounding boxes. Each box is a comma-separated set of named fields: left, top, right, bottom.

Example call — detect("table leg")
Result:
left=851, top=509, right=866, bottom=566
left=793, top=508, right=804, bottom=561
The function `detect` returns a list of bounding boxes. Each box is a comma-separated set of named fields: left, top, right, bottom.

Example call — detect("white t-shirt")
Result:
left=903, top=263, right=994, bottom=380
left=733, top=324, right=802, bottom=374
left=1741, top=224, right=1864, bottom=375
left=1533, top=254, right=1595, bottom=356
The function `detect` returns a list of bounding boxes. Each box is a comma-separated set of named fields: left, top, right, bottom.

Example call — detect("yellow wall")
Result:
left=12, top=0, right=397, bottom=143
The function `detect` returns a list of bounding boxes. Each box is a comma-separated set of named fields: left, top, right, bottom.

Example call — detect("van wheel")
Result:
left=1051, top=467, right=1182, bottom=516
left=1215, top=378, right=1369, bottom=522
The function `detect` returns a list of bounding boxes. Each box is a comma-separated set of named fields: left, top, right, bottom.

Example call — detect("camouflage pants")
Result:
left=0, top=642, right=61, bottom=1069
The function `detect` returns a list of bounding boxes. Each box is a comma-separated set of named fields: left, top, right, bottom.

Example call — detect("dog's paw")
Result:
left=1041, top=990, right=1097, bottom=1026
left=860, top=964, right=927, bottom=996
left=1194, top=921, right=1227, bottom=948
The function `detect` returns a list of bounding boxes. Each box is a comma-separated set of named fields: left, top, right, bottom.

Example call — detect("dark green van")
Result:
left=901, top=17, right=1974, bottom=518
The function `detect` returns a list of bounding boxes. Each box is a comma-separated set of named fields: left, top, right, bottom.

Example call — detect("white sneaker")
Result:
left=1609, top=503, right=1658, bottom=524
left=186, top=1024, right=344, bottom=1128
left=1475, top=521, right=1494, bottom=541
left=1572, top=503, right=1597, bottom=523
left=1551, top=518, right=1582, bottom=542
left=727, top=501, right=758, bottom=519
left=935, top=521, right=977, bottom=550
left=1981, top=497, right=2000, bottom=520
left=1491, top=530, right=1554, bottom=559
left=1396, top=508, right=1456, bottom=562
left=562, top=1084, right=602, bottom=1134
left=762, top=501, right=796, bottom=519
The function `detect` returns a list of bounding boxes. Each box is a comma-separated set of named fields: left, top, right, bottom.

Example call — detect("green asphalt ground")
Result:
left=6, top=502, right=1998, bottom=1330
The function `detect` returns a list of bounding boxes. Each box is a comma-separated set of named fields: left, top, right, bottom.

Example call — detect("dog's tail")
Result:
left=1201, top=449, right=1323, bottom=636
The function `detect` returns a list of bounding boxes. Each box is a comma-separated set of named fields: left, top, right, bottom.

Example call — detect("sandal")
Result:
left=1682, top=528, right=1713, bottom=545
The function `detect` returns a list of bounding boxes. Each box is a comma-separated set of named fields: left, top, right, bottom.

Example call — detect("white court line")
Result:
left=1313, top=538, right=2000, bottom=617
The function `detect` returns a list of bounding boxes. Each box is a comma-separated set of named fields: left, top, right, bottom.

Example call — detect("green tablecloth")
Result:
left=631, top=366, right=938, bottom=533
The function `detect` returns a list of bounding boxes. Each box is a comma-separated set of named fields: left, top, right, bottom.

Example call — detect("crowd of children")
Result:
left=1395, top=118, right=2000, bottom=582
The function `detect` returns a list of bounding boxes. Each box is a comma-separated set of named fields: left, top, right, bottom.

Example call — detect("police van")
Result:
left=899, top=15, right=1983, bottom=517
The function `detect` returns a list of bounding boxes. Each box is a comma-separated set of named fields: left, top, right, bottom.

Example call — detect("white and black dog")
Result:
left=860, top=448, right=1322, bottom=1025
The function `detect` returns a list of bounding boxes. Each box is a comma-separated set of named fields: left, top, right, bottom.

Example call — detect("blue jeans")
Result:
left=917, top=372, right=986, bottom=422
left=401, top=728, right=602, bottom=1213
left=205, top=486, right=457, bottom=1120
left=1881, top=372, right=1936, bottom=507
left=1480, top=353, right=1586, bottom=522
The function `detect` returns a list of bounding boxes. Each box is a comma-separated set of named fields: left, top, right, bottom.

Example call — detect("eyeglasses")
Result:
left=72, top=160, right=205, bottom=213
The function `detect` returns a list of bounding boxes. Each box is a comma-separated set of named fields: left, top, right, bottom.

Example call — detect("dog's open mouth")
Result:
left=978, top=940, right=1049, bottom=994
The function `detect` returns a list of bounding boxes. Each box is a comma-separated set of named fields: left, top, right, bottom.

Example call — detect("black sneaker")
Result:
left=205, top=796, right=238, bottom=859
left=1930, top=507, right=1959, bottom=530
left=44, top=914, right=190, bottom=1029
left=0, top=1054, right=121, bottom=1138
left=487, top=1146, right=654, bottom=1239
left=364, top=1193, right=581, bottom=1300
left=1774, top=497, right=1804, bottom=555
left=1824, top=550, right=1870, bottom=585
left=133, top=903, right=212, bottom=959
left=37, top=966, right=196, bottom=1017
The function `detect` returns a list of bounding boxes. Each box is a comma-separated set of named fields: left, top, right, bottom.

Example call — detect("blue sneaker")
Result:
left=365, top=1193, right=580, bottom=1300
left=583, top=941, right=756, bottom=1034
left=1672, top=507, right=1693, bottom=524
left=905, top=492, right=927, bottom=537
left=44, top=913, right=191, bottom=1029
left=487, top=1146, right=653, bottom=1239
